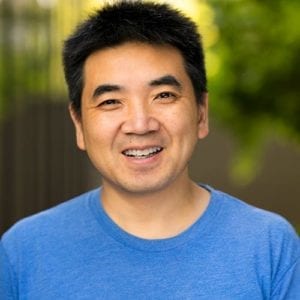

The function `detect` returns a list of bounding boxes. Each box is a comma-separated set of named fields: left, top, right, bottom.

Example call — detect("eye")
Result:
left=155, top=92, right=177, bottom=101
left=99, top=99, right=119, bottom=106
left=97, top=99, right=121, bottom=109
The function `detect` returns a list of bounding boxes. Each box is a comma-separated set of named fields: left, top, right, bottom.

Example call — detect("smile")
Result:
left=122, top=147, right=163, bottom=159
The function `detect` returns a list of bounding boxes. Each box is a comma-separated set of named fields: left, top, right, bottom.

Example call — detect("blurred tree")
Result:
left=208, top=0, right=300, bottom=183
left=0, top=0, right=99, bottom=119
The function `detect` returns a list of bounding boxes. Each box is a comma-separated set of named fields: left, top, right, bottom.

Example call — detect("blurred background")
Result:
left=0, top=0, right=299, bottom=235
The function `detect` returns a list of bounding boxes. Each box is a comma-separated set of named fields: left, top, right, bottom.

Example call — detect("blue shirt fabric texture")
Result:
left=1, top=186, right=299, bottom=299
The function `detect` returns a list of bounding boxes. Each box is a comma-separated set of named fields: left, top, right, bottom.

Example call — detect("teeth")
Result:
left=123, top=147, right=162, bottom=158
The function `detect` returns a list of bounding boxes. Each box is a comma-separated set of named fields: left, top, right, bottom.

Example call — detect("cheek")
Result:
left=83, top=116, right=118, bottom=147
left=163, top=113, right=199, bottom=159
left=167, top=106, right=199, bottom=134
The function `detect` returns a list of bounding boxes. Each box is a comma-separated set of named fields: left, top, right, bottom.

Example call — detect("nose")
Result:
left=121, top=102, right=160, bottom=135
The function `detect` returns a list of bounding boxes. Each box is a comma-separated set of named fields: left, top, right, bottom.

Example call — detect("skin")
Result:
left=70, top=42, right=210, bottom=239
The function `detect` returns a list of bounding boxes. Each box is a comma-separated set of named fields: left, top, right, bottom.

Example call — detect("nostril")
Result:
left=121, top=116, right=160, bottom=135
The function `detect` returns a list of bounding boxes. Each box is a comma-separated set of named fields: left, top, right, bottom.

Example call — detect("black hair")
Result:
left=63, top=0, right=207, bottom=115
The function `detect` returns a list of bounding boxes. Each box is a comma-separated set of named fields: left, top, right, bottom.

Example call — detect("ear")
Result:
left=68, top=104, right=86, bottom=151
left=197, top=93, right=209, bottom=139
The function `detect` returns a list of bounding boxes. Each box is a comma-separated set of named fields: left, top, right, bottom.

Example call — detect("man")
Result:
left=1, top=1, right=299, bottom=299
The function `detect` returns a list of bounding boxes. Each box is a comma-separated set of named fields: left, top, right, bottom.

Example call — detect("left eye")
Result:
left=155, top=92, right=176, bottom=100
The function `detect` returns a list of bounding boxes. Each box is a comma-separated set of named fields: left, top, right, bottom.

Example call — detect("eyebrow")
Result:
left=92, top=84, right=122, bottom=99
left=149, top=75, right=182, bottom=90
left=91, top=75, right=182, bottom=99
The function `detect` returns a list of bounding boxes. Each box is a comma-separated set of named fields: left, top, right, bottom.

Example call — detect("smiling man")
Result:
left=70, top=41, right=210, bottom=239
left=1, top=1, right=299, bottom=299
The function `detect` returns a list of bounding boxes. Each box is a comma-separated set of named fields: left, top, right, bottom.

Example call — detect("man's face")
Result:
left=70, top=42, right=208, bottom=195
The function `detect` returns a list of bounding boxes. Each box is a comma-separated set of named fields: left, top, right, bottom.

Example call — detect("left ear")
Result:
left=197, top=93, right=209, bottom=139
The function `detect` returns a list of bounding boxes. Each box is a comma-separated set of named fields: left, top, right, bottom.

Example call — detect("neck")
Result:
left=100, top=177, right=210, bottom=239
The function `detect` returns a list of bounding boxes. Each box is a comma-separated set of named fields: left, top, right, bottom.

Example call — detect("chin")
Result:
left=110, top=176, right=176, bottom=196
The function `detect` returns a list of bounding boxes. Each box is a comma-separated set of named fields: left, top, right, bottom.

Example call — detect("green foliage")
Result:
left=208, top=0, right=300, bottom=183
left=0, top=1, right=53, bottom=119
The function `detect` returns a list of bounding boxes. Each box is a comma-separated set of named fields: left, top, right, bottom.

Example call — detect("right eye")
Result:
left=96, top=99, right=121, bottom=111
left=98, top=99, right=120, bottom=106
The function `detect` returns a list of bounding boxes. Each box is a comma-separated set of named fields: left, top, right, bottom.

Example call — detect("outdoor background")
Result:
left=0, top=0, right=299, bottom=235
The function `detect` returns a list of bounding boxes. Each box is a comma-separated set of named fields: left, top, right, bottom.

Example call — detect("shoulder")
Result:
left=212, top=187, right=298, bottom=234
left=211, top=187, right=299, bottom=261
left=1, top=188, right=100, bottom=249
left=209, top=186, right=299, bottom=254
left=209, top=187, right=299, bottom=293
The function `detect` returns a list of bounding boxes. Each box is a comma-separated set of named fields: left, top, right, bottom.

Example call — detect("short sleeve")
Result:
left=269, top=219, right=300, bottom=300
left=271, top=257, right=300, bottom=299
left=0, top=241, right=17, bottom=299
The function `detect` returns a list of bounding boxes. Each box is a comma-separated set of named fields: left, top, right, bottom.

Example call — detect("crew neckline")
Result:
left=89, top=184, right=221, bottom=252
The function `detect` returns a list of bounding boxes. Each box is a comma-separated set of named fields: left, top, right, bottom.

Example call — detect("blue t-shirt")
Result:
left=1, top=186, right=299, bottom=299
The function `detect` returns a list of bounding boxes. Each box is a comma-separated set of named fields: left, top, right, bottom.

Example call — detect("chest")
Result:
left=19, top=242, right=267, bottom=299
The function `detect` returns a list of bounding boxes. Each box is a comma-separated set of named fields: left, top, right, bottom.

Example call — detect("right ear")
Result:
left=68, top=104, right=86, bottom=151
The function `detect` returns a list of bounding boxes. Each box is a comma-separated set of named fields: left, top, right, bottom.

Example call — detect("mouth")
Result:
left=122, top=146, right=163, bottom=159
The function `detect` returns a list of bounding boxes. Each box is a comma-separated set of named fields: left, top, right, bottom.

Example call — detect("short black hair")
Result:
left=63, top=0, right=207, bottom=115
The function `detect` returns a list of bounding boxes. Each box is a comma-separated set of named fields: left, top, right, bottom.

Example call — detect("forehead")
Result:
left=85, top=42, right=185, bottom=66
left=83, top=42, right=190, bottom=87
